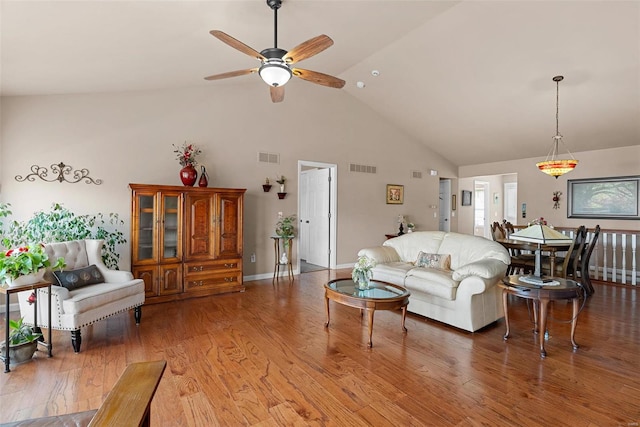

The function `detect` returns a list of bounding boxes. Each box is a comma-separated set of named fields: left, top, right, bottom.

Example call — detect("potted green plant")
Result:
left=263, top=177, right=272, bottom=192
left=275, top=214, right=295, bottom=263
left=0, top=317, right=42, bottom=365
left=0, top=203, right=126, bottom=270
left=0, top=244, right=65, bottom=288
left=352, top=255, right=376, bottom=290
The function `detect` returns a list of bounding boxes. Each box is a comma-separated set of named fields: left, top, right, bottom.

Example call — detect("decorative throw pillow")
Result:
left=414, top=252, right=451, bottom=271
left=53, top=265, right=104, bottom=291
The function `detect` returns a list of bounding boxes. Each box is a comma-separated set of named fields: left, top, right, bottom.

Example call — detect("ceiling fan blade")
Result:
left=270, top=86, right=285, bottom=103
left=204, top=68, right=258, bottom=81
left=292, top=68, right=345, bottom=89
left=283, top=35, right=334, bottom=65
left=210, top=30, right=265, bottom=61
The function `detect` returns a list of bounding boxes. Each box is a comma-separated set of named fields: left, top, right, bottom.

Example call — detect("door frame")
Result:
left=297, top=160, right=338, bottom=271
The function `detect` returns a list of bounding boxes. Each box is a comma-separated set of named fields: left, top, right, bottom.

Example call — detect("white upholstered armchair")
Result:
left=18, top=239, right=144, bottom=353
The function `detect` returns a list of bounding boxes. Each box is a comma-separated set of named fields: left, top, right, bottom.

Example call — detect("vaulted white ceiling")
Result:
left=2, top=0, right=638, bottom=166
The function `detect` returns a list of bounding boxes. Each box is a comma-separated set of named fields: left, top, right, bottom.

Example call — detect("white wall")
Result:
left=0, top=82, right=457, bottom=275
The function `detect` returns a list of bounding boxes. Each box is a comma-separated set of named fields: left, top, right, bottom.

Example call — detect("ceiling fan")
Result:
left=204, top=0, right=345, bottom=103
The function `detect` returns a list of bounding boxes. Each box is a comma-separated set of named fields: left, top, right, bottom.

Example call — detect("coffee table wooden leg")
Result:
left=324, top=294, right=330, bottom=328
left=539, top=297, right=550, bottom=358
left=367, top=309, right=375, bottom=348
left=571, top=297, right=580, bottom=350
left=401, top=305, right=408, bottom=333
left=502, top=288, right=510, bottom=340
left=532, top=300, right=539, bottom=333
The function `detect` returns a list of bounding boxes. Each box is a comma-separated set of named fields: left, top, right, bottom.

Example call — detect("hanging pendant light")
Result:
left=536, top=75, right=578, bottom=178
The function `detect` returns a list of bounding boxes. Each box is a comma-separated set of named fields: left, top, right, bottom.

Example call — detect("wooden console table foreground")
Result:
left=0, top=281, right=52, bottom=373
left=500, top=275, right=584, bottom=358
left=324, top=278, right=410, bottom=348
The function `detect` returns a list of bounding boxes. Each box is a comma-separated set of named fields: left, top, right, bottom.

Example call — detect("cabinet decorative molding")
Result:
left=130, top=183, right=245, bottom=304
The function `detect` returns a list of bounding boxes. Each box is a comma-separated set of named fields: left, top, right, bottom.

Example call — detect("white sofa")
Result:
left=18, top=239, right=145, bottom=352
left=358, top=231, right=510, bottom=332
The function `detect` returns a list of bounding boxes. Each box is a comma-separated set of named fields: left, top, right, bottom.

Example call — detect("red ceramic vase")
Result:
left=180, top=165, right=197, bottom=186
left=198, top=166, right=209, bottom=187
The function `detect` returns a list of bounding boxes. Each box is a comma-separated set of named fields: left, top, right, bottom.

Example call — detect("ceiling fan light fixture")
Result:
left=259, top=60, right=292, bottom=87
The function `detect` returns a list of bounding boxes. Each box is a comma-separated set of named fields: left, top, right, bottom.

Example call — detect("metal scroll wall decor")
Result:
left=15, top=162, right=103, bottom=185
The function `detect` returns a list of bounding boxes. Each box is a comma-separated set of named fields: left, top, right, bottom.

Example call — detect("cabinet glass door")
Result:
left=161, top=194, right=181, bottom=262
left=137, top=195, right=155, bottom=261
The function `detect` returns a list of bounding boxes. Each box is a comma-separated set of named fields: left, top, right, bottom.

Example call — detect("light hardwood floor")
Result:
left=1, top=269, right=638, bottom=426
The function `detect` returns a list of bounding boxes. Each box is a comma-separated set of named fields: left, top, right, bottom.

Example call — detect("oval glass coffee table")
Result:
left=324, top=278, right=410, bottom=348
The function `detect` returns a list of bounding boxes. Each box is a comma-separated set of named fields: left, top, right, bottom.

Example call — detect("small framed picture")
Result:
left=461, top=190, right=472, bottom=206
left=452, top=194, right=457, bottom=211
left=386, top=184, right=404, bottom=204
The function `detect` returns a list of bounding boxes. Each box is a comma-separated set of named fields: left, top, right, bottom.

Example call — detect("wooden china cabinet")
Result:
left=130, top=184, right=245, bottom=304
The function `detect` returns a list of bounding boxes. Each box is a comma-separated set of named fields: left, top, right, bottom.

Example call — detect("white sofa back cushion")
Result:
left=383, top=231, right=446, bottom=263
left=439, top=232, right=511, bottom=270
left=44, top=240, right=90, bottom=270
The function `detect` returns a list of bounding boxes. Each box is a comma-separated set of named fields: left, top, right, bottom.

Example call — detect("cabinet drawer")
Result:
left=184, top=259, right=241, bottom=276
left=184, top=271, right=242, bottom=292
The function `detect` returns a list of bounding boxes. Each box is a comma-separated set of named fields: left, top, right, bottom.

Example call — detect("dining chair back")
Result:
left=490, top=222, right=506, bottom=241
left=575, top=225, right=600, bottom=295
left=561, top=225, right=588, bottom=277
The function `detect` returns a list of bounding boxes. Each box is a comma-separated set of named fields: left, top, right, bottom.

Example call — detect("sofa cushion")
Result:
left=53, top=265, right=105, bottom=291
left=438, top=233, right=510, bottom=269
left=61, top=280, right=144, bottom=315
left=383, top=231, right=446, bottom=263
left=406, top=267, right=458, bottom=288
left=415, top=252, right=451, bottom=271
left=371, top=262, right=415, bottom=285
left=358, top=246, right=401, bottom=264
left=405, top=268, right=458, bottom=300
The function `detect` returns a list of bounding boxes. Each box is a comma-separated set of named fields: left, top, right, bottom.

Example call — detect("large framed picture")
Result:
left=386, top=184, right=404, bottom=204
left=568, top=176, right=640, bottom=219
left=461, top=190, right=472, bottom=206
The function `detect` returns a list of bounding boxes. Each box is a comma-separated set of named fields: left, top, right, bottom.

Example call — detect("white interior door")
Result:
left=307, top=168, right=330, bottom=267
left=299, top=171, right=310, bottom=260
left=474, top=181, right=490, bottom=238
left=504, top=182, right=518, bottom=225
left=439, top=179, right=451, bottom=232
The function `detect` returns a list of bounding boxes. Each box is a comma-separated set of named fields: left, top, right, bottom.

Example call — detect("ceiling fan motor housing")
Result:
left=258, top=48, right=291, bottom=87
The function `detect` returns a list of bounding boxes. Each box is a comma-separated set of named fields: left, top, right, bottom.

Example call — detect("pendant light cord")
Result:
left=556, top=78, right=560, bottom=137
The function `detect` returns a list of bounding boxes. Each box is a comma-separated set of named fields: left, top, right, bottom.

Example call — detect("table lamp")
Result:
left=509, top=224, right=572, bottom=284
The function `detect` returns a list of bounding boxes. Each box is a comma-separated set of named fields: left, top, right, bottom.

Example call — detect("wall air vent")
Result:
left=349, top=163, right=377, bottom=174
left=411, top=170, right=423, bottom=179
left=258, top=151, right=280, bottom=164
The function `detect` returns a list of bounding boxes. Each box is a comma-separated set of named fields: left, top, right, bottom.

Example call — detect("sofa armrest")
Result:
left=84, top=239, right=134, bottom=283
left=452, top=259, right=508, bottom=281
left=357, top=246, right=401, bottom=264
left=96, top=268, right=135, bottom=283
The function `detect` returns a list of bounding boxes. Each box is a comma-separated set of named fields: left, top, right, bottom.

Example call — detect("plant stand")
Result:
left=271, top=236, right=293, bottom=283
left=0, top=281, right=52, bottom=373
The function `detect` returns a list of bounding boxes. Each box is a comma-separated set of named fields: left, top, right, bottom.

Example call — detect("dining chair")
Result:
left=492, top=221, right=532, bottom=275
left=573, top=225, right=600, bottom=296
left=540, top=225, right=587, bottom=279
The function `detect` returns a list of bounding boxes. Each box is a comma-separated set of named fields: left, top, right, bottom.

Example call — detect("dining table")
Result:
left=496, top=238, right=572, bottom=274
